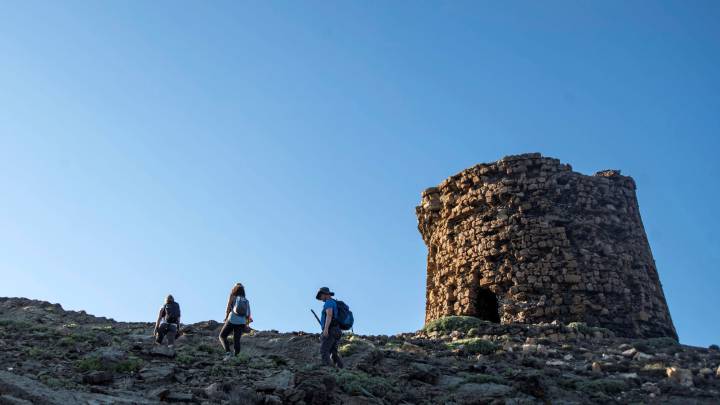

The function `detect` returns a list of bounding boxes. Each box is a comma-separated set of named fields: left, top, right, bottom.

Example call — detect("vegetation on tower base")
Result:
left=1, top=298, right=719, bottom=404
left=422, top=315, right=491, bottom=334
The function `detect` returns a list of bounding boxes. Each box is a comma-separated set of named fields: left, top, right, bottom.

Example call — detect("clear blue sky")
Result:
left=1, top=1, right=718, bottom=347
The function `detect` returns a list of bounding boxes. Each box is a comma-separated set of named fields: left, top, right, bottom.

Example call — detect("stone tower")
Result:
left=416, top=153, right=677, bottom=339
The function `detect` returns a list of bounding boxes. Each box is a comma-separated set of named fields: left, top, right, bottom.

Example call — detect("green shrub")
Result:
left=335, top=370, right=395, bottom=397
left=339, top=335, right=374, bottom=356
left=209, top=364, right=227, bottom=377
left=268, top=354, right=288, bottom=367
left=249, top=355, right=274, bottom=369
left=176, top=353, right=193, bottom=365
left=501, top=367, right=516, bottom=377
left=196, top=343, right=220, bottom=354
left=556, top=376, right=581, bottom=390
left=58, top=336, right=76, bottom=347
left=25, top=347, right=52, bottom=360
left=76, top=355, right=143, bottom=373
left=39, top=375, right=68, bottom=389
left=0, top=320, right=34, bottom=332
left=423, top=316, right=488, bottom=334
left=67, top=330, right=105, bottom=344
left=115, top=357, right=143, bottom=373
left=446, top=338, right=498, bottom=355
left=76, top=356, right=103, bottom=371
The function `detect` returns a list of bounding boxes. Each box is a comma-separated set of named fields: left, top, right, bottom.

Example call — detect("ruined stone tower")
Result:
left=416, top=153, right=677, bottom=339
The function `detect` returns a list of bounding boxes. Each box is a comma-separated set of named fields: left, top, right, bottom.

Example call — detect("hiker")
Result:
left=219, top=282, right=252, bottom=360
left=154, top=294, right=181, bottom=347
left=315, top=287, right=344, bottom=368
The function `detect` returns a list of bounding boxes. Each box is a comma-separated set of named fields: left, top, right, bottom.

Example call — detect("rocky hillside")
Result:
left=0, top=298, right=718, bottom=404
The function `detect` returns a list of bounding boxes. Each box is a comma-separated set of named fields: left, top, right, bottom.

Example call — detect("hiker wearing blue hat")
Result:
left=315, top=287, right=348, bottom=368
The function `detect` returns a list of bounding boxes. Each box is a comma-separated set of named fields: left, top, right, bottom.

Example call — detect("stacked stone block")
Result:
left=416, top=153, right=677, bottom=339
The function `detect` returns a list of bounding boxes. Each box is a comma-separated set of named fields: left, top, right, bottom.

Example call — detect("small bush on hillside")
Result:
left=39, top=375, right=70, bottom=389
left=175, top=353, right=193, bottom=365
left=197, top=343, right=221, bottom=355
left=76, top=355, right=143, bottom=373
left=423, top=316, right=487, bottom=334
left=25, top=347, right=51, bottom=360
left=339, top=335, right=374, bottom=356
left=59, top=336, right=77, bottom=347
left=446, top=338, right=498, bottom=355
left=0, top=320, right=37, bottom=334
left=209, top=364, right=227, bottom=377
left=335, top=370, right=395, bottom=397
left=268, top=354, right=288, bottom=367
left=114, top=357, right=144, bottom=373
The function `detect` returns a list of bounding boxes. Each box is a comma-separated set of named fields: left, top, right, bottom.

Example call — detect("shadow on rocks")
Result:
left=289, top=368, right=337, bottom=405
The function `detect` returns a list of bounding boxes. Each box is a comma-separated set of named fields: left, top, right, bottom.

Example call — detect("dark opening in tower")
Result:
left=474, top=288, right=500, bottom=323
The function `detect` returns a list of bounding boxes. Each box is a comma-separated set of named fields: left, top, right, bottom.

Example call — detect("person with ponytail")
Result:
left=219, top=283, right=252, bottom=360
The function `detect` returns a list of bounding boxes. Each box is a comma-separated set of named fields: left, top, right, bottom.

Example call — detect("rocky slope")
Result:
left=0, top=297, right=718, bottom=404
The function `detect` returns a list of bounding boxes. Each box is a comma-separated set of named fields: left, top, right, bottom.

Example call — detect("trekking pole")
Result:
left=310, top=309, right=322, bottom=326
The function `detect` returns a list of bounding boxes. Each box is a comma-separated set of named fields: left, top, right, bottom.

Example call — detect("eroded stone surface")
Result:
left=417, top=153, right=677, bottom=339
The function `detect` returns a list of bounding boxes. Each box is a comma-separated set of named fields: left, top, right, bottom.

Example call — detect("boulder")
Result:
left=82, top=371, right=114, bottom=385
left=165, top=392, right=194, bottom=402
left=437, top=374, right=464, bottom=387
left=149, top=345, right=176, bottom=358
left=204, top=382, right=229, bottom=401
left=263, top=394, right=283, bottom=405
left=147, top=387, right=170, bottom=400
left=666, top=367, right=693, bottom=387
left=407, top=362, right=438, bottom=384
left=293, top=369, right=336, bottom=405
left=90, top=347, right=128, bottom=369
left=698, top=368, right=713, bottom=377
left=139, top=365, right=175, bottom=382
left=0, top=371, right=153, bottom=404
left=0, top=371, right=78, bottom=404
left=0, top=394, right=33, bottom=405
left=256, top=370, right=294, bottom=392
left=634, top=352, right=653, bottom=361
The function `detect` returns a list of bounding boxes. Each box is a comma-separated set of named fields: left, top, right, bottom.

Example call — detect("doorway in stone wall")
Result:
left=474, top=287, right=500, bottom=323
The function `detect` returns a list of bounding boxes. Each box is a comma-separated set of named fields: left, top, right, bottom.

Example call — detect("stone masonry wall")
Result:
left=416, top=153, right=677, bottom=339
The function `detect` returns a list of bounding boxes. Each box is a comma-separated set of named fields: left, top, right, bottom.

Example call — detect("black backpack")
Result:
left=335, top=300, right=354, bottom=330
left=164, top=302, right=181, bottom=324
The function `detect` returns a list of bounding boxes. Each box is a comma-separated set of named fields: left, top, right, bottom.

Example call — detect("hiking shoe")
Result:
left=222, top=352, right=233, bottom=362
